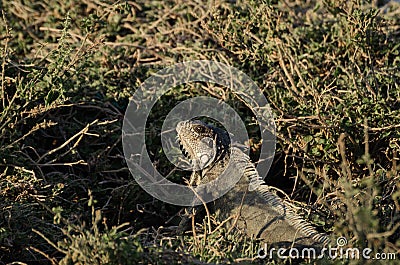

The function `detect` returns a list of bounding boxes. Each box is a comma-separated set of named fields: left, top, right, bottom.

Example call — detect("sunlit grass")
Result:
left=0, top=0, right=399, bottom=264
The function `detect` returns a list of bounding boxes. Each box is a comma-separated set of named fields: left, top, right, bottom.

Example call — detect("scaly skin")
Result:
left=176, top=119, right=330, bottom=247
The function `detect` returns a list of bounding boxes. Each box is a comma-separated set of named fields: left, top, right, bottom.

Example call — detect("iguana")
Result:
left=176, top=119, right=330, bottom=247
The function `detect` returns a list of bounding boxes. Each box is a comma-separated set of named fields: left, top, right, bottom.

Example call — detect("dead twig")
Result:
left=36, top=119, right=98, bottom=163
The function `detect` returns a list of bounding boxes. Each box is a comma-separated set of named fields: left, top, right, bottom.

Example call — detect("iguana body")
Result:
left=176, top=120, right=330, bottom=247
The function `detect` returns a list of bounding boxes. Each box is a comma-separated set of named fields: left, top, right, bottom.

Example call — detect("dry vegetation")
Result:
left=0, top=0, right=399, bottom=264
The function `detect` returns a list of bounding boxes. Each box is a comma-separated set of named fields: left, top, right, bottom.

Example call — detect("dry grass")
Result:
left=0, top=0, right=399, bottom=264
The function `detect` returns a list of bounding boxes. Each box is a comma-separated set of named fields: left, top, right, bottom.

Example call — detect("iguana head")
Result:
left=176, top=120, right=229, bottom=170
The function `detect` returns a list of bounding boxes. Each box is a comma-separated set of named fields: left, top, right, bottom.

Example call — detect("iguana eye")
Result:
left=194, top=125, right=206, bottom=134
